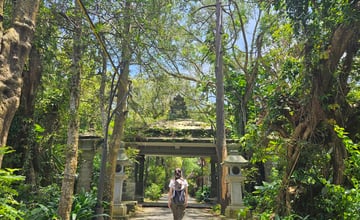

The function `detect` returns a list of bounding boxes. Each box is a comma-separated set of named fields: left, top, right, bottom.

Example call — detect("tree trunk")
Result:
left=57, top=2, right=82, bottom=219
left=104, top=1, right=132, bottom=216
left=215, top=0, right=228, bottom=214
left=105, top=66, right=130, bottom=217
left=0, top=0, right=40, bottom=168
left=331, top=133, right=347, bottom=185
left=19, top=47, right=42, bottom=186
left=5, top=46, right=42, bottom=187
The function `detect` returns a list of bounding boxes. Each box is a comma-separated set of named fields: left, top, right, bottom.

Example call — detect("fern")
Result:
left=0, top=148, right=25, bottom=219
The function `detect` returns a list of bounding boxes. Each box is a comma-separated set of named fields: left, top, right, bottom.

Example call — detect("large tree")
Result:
left=257, top=0, right=360, bottom=216
left=214, top=0, right=227, bottom=213
left=57, top=1, right=83, bottom=219
left=0, top=0, right=41, bottom=168
left=103, top=0, right=132, bottom=216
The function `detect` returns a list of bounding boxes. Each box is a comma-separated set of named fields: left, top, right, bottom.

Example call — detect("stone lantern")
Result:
left=113, top=145, right=130, bottom=220
left=223, top=147, right=248, bottom=218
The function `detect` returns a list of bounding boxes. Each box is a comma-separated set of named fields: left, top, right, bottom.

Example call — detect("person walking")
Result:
left=168, top=168, right=188, bottom=220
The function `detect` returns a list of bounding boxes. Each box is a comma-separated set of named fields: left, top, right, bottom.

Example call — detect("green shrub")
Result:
left=237, top=207, right=248, bottom=219
left=24, top=203, right=58, bottom=220
left=22, top=186, right=109, bottom=220
left=145, top=183, right=162, bottom=201
left=22, top=184, right=60, bottom=220
left=212, top=204, right=221, bottom=215
left=195, top=185, right=210, bottom=202
left=0, top=147, right=25, bottom=220
left=243, top=179, right=280, bottom=215
left=314, top=182, right=360, bottom=220
left=72, top=189, right=109, bottom=220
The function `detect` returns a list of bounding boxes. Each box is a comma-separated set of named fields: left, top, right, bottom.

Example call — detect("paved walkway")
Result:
left=128, top=194, right=224, bottom=220
left=129, top=206, right=222, bottom=220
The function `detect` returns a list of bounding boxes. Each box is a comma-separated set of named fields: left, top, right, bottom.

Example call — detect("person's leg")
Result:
left=171, top=204, right=179, bottom=220
left=171, top=204, right=185, bottom=220
left=175, top=204, right=185, bottom=220
left=179, top=205, right=185, bottom=219
left=171, top=204, right=177, bottom=220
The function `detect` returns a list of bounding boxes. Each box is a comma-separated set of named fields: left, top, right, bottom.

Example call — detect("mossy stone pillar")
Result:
left=77, top=134, right=102, bottom=193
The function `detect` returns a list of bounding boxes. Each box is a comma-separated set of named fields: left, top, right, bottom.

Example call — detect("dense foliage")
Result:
left=0, top=0, right=358, bottom=219
left=0, top=148, right=24, bottom=220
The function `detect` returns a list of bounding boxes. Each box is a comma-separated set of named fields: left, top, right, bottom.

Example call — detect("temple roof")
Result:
left=125, top=120, right=238, bottom=157
left=125, top=119, right=214, bottom=143
left=149, top=119, right=212, bottom=130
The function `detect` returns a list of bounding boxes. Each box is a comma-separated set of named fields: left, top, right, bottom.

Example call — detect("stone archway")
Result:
left=75, top=95, right=245, bottom=218
left=123, top=119, right=239, bottom=203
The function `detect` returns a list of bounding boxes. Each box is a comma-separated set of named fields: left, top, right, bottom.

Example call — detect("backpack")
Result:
left=172, top=178, right=186, bottom=205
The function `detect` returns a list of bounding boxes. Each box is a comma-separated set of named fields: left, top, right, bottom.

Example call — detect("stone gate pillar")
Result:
left=77, top=134, right=102, bottom=193
left=135, top=154, right=145, bottom=202
left=210, top=156, right=218, bottom=198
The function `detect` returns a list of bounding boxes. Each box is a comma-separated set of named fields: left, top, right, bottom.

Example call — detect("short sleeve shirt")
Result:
left=169, top=178, right=188, bottom=190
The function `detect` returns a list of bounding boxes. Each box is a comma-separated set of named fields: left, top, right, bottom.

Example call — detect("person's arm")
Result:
left=185, top=186, right=189, bottom=207
left=168, top=180, right=173, bottom=208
